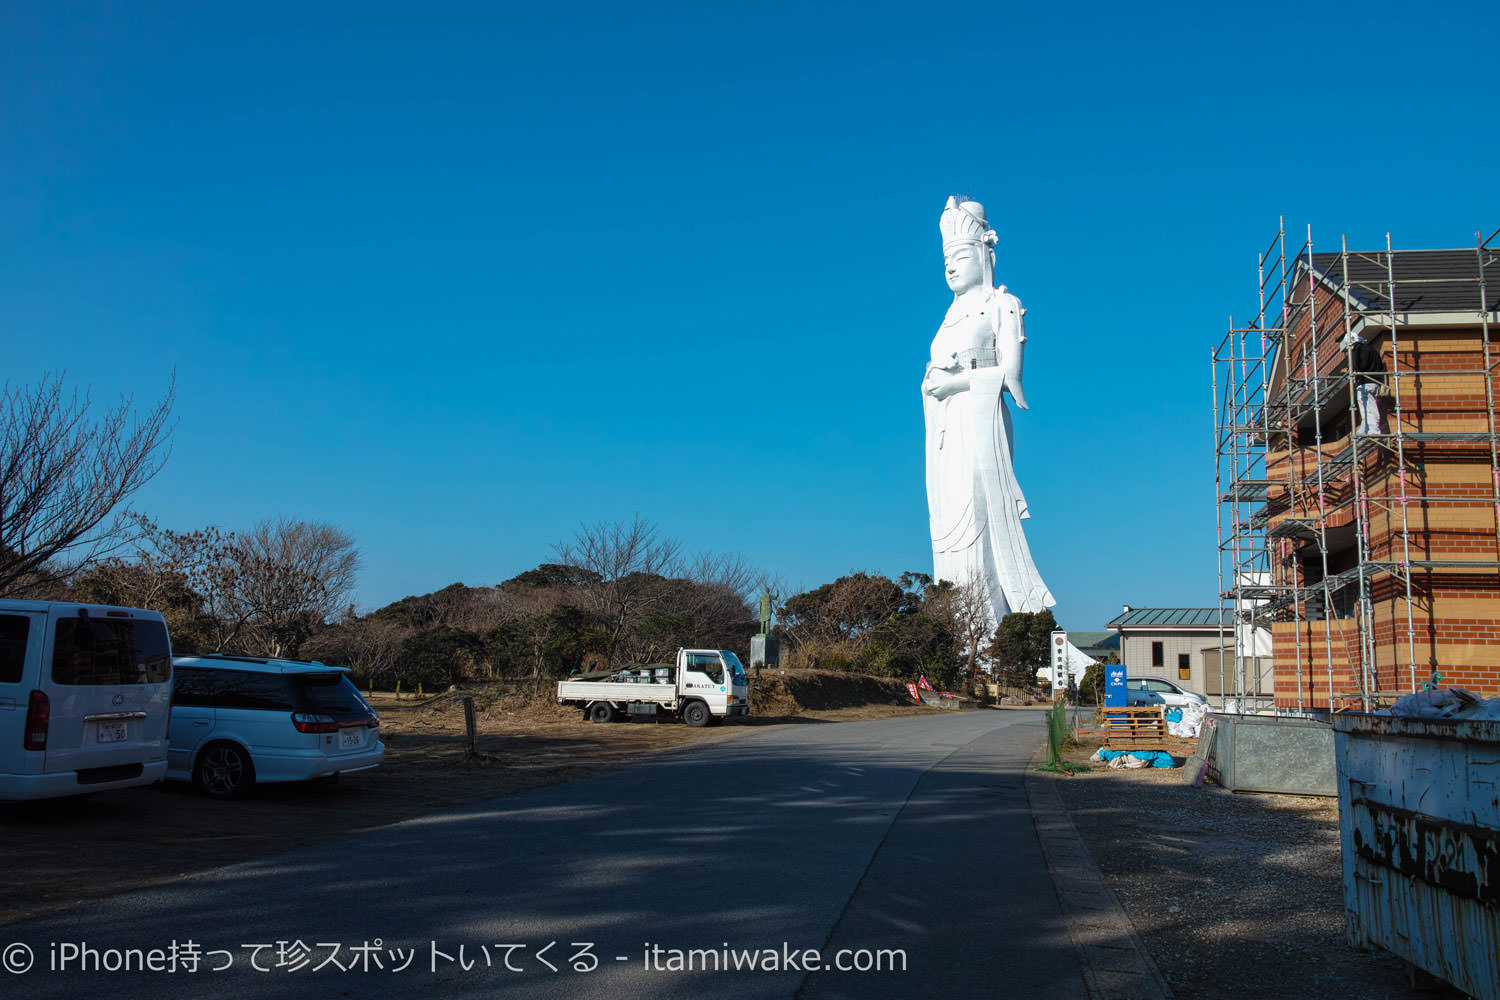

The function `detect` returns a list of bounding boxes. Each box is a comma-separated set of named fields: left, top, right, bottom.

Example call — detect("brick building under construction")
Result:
left=1214, top=225, right=1500, bottom=711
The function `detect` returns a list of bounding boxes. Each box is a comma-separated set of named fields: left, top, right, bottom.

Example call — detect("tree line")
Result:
left=774, top=571, right=1060, bottom=692
left=1, top=373, right=1067, bottom=692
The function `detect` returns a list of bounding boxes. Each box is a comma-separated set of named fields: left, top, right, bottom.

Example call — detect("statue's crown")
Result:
left=941, top=195, right=996, bottom=251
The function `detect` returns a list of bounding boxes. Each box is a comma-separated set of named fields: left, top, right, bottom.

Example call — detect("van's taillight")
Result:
left=24, top=691, right=50, bottom=751
left=292, top=713, right=338, bottom=734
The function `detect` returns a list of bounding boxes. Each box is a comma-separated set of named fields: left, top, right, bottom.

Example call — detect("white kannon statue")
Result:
left=923, top=195, right=1055, bottom=630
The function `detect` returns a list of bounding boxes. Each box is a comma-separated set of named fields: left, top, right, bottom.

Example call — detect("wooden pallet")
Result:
left=1104, top=706, right=1168, bottom=751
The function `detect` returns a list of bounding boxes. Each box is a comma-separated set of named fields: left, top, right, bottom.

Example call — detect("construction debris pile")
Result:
left=1381, top=686, right=1500, bottom=720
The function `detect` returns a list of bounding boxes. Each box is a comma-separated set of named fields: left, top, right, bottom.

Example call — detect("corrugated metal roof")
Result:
left=1106, top=608, right=1228, bottom=629
left=1304, top=249, right=1498, bottom=314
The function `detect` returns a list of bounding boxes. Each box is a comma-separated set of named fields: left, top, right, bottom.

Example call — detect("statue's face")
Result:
left=944, top=244, right=984, bottom=293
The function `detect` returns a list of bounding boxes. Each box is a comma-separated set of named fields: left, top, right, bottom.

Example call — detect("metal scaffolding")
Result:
left=1214, top=223, right=1500, bottom=713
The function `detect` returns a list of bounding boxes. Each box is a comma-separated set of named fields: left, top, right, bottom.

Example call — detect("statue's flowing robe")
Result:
left=924, top=287, right=1055, bottom=628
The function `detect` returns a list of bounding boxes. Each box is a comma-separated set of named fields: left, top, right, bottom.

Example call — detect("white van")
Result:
left=0, top=600, right=173, bottom=801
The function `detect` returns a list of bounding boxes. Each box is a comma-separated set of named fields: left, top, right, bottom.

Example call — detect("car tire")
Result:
left=588, top=702, right=618, bottom=724
left=682, top=701, right=709, bottom=728
left=195, top=742, right=255, bottom=799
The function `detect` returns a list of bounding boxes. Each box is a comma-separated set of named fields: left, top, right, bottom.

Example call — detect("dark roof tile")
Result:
left=1302, top=248, right=1499, bottom=314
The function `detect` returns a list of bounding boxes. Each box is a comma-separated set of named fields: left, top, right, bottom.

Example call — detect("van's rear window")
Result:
left=52, top=618, right=171, bottom=686
left=0, top=615, right=29, bottom=684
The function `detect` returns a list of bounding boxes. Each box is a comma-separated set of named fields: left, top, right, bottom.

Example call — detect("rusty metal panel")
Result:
left=1335, top=714, right=1500, bottom=1000
left=1351, top=799, right=1499, bottom=906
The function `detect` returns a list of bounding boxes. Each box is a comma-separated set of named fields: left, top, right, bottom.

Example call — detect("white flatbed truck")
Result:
left=557, top=648, right=750, bottom=726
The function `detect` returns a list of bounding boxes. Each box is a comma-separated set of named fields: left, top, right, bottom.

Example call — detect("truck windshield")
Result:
left=722, top=651, right=747, bottom=683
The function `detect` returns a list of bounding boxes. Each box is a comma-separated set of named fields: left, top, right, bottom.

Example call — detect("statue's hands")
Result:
left=926, top=372, right=970, bottom=401
left=925, top=352, right=975, bottom=399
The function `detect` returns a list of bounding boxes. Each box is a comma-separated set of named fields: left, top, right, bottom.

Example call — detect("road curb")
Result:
left=1026, top=745, right=1175, bottom=1000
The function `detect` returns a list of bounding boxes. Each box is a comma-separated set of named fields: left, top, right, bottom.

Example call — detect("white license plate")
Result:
left=97, top=723, right=127, bottom=743
left=339, top=728, right=363, bottom=748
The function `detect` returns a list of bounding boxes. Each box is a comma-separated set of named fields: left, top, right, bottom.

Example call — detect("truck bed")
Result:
left=556, top=680, right=677, bottom=705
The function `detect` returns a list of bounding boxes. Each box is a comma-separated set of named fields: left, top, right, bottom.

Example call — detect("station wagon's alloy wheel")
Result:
left=196, top=742, right=254, bottom=798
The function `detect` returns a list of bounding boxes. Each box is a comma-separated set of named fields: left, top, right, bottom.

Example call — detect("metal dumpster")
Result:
left=1210, top=713, right=1336, bottom=796
left=1333, top=713, right=1500, bottom=1000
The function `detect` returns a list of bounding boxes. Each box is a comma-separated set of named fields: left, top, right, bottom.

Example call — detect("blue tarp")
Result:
left=1096, top=748, right=1178, bottom=768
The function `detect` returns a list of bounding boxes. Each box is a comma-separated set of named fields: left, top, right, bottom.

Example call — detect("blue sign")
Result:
left=1105, top=665, right=1126, bottom=707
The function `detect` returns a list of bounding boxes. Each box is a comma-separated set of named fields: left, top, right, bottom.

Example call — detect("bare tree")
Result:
left=927, top=573, right=995, bottom=677
left=0, top=373, right=174, bottom=595
left=441, top=587, right=511, bottom=634
left=302, top=617, right=412, bottom=687
left=233, top=518, right=360, bottom=658
left=671, top=549, right=765, bottom=649
left=147, top=521, right=255, bottom=654
left=372, top=582, right=512, bottom=634
left=686, top=550, right=766, bottom=605
left=72, top=515, right=236, bottom=652
left=779, top=572, right=908, bottom=650
left=553, top=515, right=684, bottom=661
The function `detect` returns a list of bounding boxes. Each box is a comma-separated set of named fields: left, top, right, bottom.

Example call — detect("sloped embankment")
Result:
left=749, top=668, right=916, bottom=716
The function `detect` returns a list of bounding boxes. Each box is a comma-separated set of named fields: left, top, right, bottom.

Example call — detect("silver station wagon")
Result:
left=168, top=655, right=384, bottom=798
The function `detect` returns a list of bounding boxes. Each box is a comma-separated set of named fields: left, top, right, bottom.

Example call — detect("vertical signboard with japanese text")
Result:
left=1050, top=630, right=1067, bottom=695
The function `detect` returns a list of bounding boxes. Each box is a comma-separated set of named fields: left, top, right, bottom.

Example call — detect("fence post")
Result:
left=462, top=695, right=477, bottom=761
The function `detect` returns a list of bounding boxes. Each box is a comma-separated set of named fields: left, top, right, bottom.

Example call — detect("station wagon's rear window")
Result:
left=294, top=673, right=366, bottom=714
left=0, top=615, right=29, bottom=684
left=51, top=617, right=171, bottom=686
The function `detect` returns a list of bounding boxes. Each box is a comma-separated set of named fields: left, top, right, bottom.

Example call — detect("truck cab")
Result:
left=679, top=648, right=750, bottom=721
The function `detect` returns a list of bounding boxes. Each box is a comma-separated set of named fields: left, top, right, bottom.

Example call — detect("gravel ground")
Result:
left=1044, top=734, right=1465, bottom=999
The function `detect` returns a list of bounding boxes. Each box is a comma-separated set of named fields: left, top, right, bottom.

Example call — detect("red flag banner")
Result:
left=906, top=682, right=923, bottom=702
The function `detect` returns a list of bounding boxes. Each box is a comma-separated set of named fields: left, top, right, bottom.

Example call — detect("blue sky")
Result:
left=4, top=1, right=1497, bottom=631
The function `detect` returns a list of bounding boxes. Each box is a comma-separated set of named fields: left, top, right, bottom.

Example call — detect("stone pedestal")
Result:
left=750, top=634, right=780, bottom=669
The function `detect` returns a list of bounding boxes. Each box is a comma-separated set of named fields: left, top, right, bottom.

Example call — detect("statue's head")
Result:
left=941, top=195, right=997, bottom=294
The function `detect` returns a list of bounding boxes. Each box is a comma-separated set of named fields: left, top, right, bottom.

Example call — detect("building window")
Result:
left=1178, top=653, right=1191, bottom=680
left=1151, top=641, right=1164, bottom=667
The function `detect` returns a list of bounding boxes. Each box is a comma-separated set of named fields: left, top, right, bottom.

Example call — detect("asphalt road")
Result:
left=2, top=710, right=1086, bottom=998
